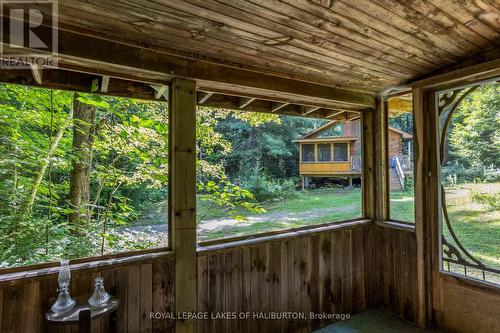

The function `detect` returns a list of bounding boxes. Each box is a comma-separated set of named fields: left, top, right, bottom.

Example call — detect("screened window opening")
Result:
left=302, top=144, right=315, bottom=162
left=438, top=81, right=499, bottom=285
left=0, top=83, right=169, bottom=269
left=318, top=143, right=331, bottom=162
left=196, top=111, right=362, bottom=243
left=333, top=143, right=349, bottom=162
left=388, top=94, right=414, bottom=223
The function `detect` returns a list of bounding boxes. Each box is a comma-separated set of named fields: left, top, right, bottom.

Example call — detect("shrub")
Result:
left=241, top=173, right=298, bottom=202
left=471, top=191, right=500, bottom=209
left=404, top=176, right=414, bottom=191
left=442, top=162, right=499, bottom=185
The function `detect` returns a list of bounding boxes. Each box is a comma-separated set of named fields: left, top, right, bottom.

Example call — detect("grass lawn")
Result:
left=197, top=183, right=499, bottom=279
left=197, top=188, right=362, bottom=241
left=443, top=183, right=499, bottom=270
left=389, top=190, right=415, bottom=223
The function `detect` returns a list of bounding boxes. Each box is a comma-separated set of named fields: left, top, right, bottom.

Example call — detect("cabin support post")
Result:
left=169, top=78, right=197, bottom=333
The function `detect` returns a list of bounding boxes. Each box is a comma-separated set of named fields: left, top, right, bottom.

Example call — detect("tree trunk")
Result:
left=24, top=105, right=74, bottom=214
left=68, top=95, right=95, bottom=227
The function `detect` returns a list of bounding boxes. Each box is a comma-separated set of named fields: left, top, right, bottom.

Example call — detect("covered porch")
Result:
left=0, top=1, right=499, bottom=333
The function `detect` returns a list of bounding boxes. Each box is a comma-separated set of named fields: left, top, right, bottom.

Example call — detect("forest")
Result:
left=0, top=82, right=498, bottom=270
left=0, top=83, right=323, bottom=268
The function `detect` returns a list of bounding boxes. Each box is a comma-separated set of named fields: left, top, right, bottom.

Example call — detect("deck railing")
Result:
left=351, top=155, right=361, bottom=171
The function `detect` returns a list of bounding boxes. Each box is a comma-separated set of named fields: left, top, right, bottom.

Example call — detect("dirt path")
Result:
left=118, top=204, right=358, bottom=235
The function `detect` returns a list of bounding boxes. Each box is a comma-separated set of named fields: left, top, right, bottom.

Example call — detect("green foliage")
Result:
left=404, top=176, right=414, bottom=191
left=471, top=190, right=500, bottom=209
left=0, top=84, right=281, bottom=268
left=447, top=84, right=499, bottom=169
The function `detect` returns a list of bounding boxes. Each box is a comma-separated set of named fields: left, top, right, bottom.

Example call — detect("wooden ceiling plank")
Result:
left=171, top=0, right=424, bottom=79
left=144, top=0, right=413, bottom=81
left=233, top=0, right=433, bottom=74
left=57, top=3, right=385, bottom=91
left=253, top=0, right=439, bottom=69
left=204, top=0, right=425, bottom=77
left=372, top=0, right=489, bottom=50
left=334, top=0, right=466, bottom=62
left=278, top=0, right=446, bottom=67
left=425, top=0, right=500, bottom=41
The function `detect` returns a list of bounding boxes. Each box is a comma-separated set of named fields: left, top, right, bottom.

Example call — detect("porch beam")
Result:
left=238, top=97, right=256, bottom=109
left=30, top=65, right=43, bottom=84
left=271, top=102, right=289, bottom=112
left=197, top=91, right=213, bottom=104
left=169, top=78, right=197, bottom=333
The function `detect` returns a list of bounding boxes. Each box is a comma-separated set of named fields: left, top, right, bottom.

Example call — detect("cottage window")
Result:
left=333, top=143, right=348, bottom=161
left=302, top=144, right=315, bottom=162
left=317, top=143, right=331, bottom=162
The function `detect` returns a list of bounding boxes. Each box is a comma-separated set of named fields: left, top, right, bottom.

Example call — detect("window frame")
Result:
left=333, top=142, right=349, bottom=162
left=317, top=143, right=332, bottom=162
left=301, top=143, right=316, bottom=162
left=386, top=95, right=416, bottom=225
left=0, top=84, right=172, bottom=274
left=435, top=78, right=500, bottom=287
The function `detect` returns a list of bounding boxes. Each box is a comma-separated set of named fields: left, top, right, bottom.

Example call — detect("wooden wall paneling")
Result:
left=169, top=78, right=198, bottom=333
left=223, top=250, right=234, bottom=333
left=114, top=266, right=128, bottom=332
left=0, top=255, right=174, bottom=333
left=318, top=232, right=332, bottom=328
left=342, top=229, right=353, bottom=315
left=309, top=234, right=320, bottom=332
left=215, top=252, right=226, bottom=333
left=197, top=255, right=209, bottom=333
left=140, top=263, right=153, bottom=333
left=352, top=227, right=366, bottom=313
left=127, top=265, right=141, bottom=332
left=270, top=242, right=282, bottom=333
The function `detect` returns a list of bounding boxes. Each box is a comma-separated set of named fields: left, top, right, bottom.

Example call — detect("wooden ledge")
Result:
left=440, top=271, right=500, bottom=296
left=0, top=250, right=173, bottom=284
left=375, top=220, right=415, bottom=232
left=197, top=219, right=372, bottom=254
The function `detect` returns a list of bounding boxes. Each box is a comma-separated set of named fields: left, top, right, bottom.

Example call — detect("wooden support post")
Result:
left=374, top=97, right=389, bottom=221
left=361, top=107, right=375, bottom=220
left=169, top=78, right=197, bottom=333
left=100, top=75, right=110, bottom=93
left=413, top=87, right=438, bottom=329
